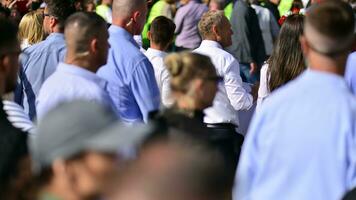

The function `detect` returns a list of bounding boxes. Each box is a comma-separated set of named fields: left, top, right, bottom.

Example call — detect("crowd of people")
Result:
left=0, top=0, right=355, bottom=199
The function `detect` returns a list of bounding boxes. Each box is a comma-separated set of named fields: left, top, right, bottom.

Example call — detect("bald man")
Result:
left=36, top=12, right=115, bottom=120
left=97, top=0, right=160, bottom=123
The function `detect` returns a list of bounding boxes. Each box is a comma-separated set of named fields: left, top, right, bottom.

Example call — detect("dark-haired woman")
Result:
left=257, top=14, right=305, bottom=110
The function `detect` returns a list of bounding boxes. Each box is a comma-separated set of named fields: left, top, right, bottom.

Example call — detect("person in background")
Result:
left=174, top=0, right=208, bottom=51
left=0, top=17, right=34, bottom=200
left=141, top=0, right=176, bottom=48
left=32, top=101, right=152, bottom=200
left=250, top=0, right=280, bottom=57
left=84, top=0, right=96, bottom=12
left=96, top=0, right=112, bottom=23
left=194, top=10, right=254, bottom=150
left=209, top=0, right=226, bottom=10
left=260, top=0, right=280, bottom=22
left=344, top=52, right=356, bottom=94
left=227, top=0, right=266, bottom=83
left=234, top=1, right=356, bottom=199
left=145, top=16, right=175, bottom=107
left=97, top=0, right=160, bottom=123
left=112, top=133, right=233, bottom=200
left=18, top=10, right=45, bottom=49
left=257, top=14, right=305, bottom=109
left=36, top=12, right=114, bottom=120
left=15, top=0, right=75, bottom=120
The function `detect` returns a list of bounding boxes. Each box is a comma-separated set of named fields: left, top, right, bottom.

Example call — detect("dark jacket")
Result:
left=227, top=0, right=266, bottom=64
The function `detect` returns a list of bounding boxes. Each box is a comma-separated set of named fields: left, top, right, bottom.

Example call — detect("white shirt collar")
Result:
left=199, top=40, right=223, bottom=49
left=146, top=48, right=168, bottom=58
left=57, top=62, right=107, bottom=89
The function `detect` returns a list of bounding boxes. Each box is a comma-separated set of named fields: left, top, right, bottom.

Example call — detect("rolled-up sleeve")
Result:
left=224, top=60, right=253, bottom=110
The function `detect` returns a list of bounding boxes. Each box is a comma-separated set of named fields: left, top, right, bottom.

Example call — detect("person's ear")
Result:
left=90, top=38, right=99, bottom=54
left=212, top=25, right=220, bottom=41
left=133, top=11, right=141, bottom=24
left=49, top=17, right=57, bottom=31
left=147, top=30, right=152, bottom=40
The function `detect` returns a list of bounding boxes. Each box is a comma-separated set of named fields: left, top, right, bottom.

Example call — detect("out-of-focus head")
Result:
left=112, top=0, right=148, bottom=35
left=113, top=133, right=232, bottom=200
left=18, top=11, right=45, bottom=47
left=64, top=12, right=110, bottom=71
left=164, top=52, right=220, bottom=110
left=268, top=14, right=305, bottom=92
left=301, top=0, right=354, bottom=59
left=43, top=0, right=75, bottom=34
left=198, top=10, right=233, bottom=48
left=148, top=16, right=176, bottom=49
left=32, top=101, right=152, bottom=199
left=209, top=0, right=225, bottom=10
left=0, top=18, right=20, bottom=94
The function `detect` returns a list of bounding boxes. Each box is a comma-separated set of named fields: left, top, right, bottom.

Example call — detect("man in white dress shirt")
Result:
left=194, top=10, right=255, bottom=132
left=36, top=12, right=114, bottom=120
left=145, top=16, right=176, bottom=107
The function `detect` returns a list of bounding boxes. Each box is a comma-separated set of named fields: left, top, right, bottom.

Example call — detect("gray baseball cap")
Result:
left=30, top=100, right=152, bottom=174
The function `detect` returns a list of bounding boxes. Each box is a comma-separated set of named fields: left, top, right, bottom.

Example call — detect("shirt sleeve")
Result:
left=161, top=67, right=173, bottom=107
left=174, top=8, right=185, bottom=34
left=224, top=59, right=253, bottom=110
left=130, top=58, right=160, bottom=122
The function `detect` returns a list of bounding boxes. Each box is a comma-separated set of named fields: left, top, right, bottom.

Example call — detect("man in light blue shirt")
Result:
left=15, top=0, right=75, bottom=120
left=345, top=52, right=356, bottom=94
left=37, top=12, right=114, bottom=120
left=97, top=0, right=160, bottom=123
left=234, top=2, right=356, bottom=200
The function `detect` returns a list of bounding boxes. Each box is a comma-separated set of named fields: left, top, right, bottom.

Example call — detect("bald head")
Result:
left=64, top=12, right=107, bottom=58
left=304, top=0, right=354, bottom=57
left=112, top=0, right=147, bottom=19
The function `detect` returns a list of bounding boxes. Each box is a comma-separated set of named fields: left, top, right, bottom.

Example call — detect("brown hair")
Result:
left=149, top=16, right=176, bottom=47
left=268, top=14, right=305, bottom=92
left=164, top=52, right=217, bottom=93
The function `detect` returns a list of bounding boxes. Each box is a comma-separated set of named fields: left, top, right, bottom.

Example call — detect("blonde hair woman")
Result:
left=18, top=10, right=45, bottom=49
left=165, top=52, right=220, bottom=111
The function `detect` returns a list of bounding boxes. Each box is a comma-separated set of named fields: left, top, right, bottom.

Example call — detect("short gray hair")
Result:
left=112, top=0, right=146, bottom=18
left=198, top=10, right=225, bottom=39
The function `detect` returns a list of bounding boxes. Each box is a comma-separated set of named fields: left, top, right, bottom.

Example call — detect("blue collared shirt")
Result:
left=345, top=52, right=356, bottom=94
left=97, top=25, right=160, bottom=123
left=15, top=33, right=66, bottom=120
left=36, top=62, right=113, bottom=120
left=234, top=69, right=356, bottom=200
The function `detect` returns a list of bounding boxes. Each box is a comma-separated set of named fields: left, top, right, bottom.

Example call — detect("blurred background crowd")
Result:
left=0, top=0, right=356, bottom=199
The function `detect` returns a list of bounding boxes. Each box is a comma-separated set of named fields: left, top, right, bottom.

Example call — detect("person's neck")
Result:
left=112, top=19, right=135, bottom=35
left=65, top=56, right=98, bottom=73
left=41, top=183, right=78, bottom=200
left=308, top=52, right=348, bottom=76
left=175, top=95, right=202, bottom=111
left=150, top=43, right=167, bottom=52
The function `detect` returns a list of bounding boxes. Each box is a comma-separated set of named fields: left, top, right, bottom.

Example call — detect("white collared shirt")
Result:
left=145, top=48, right=173, bottom=107
left=36, top=62, right=114, bottom=120
left=194, top=40, right=253, bottom=126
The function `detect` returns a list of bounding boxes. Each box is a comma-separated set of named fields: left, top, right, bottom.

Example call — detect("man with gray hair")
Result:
left=36, top=12, right=114, bottom=120
left=194, top=10, right=254, bottom=143
left=97, top=0, right=160, bottom=123
left=234, top=1, right=356, bottom=200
